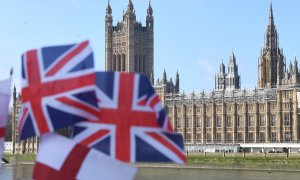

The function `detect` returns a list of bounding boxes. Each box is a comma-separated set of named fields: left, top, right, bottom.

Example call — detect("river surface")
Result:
left=1, top=164, right=300, bottom=179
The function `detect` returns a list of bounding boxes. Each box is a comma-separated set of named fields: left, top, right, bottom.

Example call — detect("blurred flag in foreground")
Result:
left=0, top=78, right=11, bottom=163
left=33, top=133, right=137, bottom=180
left=18, top=41, right=98, bottom=140
left=73, top=72, right=186, bottom=164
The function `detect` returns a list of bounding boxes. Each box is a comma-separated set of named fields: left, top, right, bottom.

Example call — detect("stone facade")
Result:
left=258, top=3, right=299, bottom=88
left=153, top=69, right=180, bottom=103
left=164, top=3, right=300, bottom=145
left=105, top=0, right=154, bottom=82
left=215, top=51, right=240, bottom=90
left=11, top=86, right=38, bottom=154
left=165, top=87, right=299, bottom=144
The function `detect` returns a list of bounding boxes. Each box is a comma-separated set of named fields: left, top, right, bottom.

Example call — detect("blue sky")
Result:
left=1, top=0, right=300, bottom=93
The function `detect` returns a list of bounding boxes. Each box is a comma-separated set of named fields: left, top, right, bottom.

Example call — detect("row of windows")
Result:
left=112, top=54, right=126, bottom=71
left=186, top=131, right=292, bottom=143
left=134, top=54, right=147, bottom=73
left=175, top=114, right=292, bottom=128
left=175, top=103, right=281, bottom=114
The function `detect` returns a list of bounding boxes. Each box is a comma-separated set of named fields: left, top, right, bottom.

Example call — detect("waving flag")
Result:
left=33, top=133, right=137, bottom=180
left=18, top=41, right=98, bottom=140
left=72, top=72, right=186, bottom=163
left=0, top=78, right=11, bottom=161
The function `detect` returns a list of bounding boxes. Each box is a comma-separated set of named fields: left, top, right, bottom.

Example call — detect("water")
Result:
left=1, top=164, right=300, bottom=180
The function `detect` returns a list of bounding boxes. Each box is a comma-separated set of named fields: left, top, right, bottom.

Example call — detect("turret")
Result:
left=175, top=70, right=180, bottom=93
left=146, top=1, right=154, bottom=28
left=150, top=72, right=154, bottom=85
left=13, top=84, right=16, bottom=106
left=293, top=57, right=298, bottom=83
left=124, top=0, right=136, bottom=21
left=163, top=68, right=167, bottom=83
left=226, top=51, right=240, bottom=89
left=215, top=60, right=226, bottom=90
left=258, top=1, right=285, bottom=88
left=105, top=0, right=113, bottom=26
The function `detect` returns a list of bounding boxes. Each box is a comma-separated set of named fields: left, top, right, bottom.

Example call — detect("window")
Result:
left=284, top=131, right=291, bottom=142
left=237, top=132, right=243, bottom=143
left=216, top=116, right=222, bottom=127
left=259, top=114, right=265, bottom=127
left=271, top=132, right=276, bottom=142
left=259, top=132, right=265, bottom=142
left=186, top=118, right=192, bottom=128
left=177, top=118, right=182, bottom=128
left=226, top=116, right=232, bottom=127
left=216, top=133, right=221, bottom=143
left=271, top=114, right=276, bottom=126
left=196, top=133, right=202, bottom=143
left=226, top=133, right=232, bottom=143
left=206, top=117, right=211, bottom=128
left=237, top=116, right=243, bottom=127
left=196, top=117, right=202, bottom=127
left=186, top=133, right=192, bottom=143
left=206, top=133, right=212, bottom=143
left=248, top=115, right=254, bottom=127
left=248, top=132, right=254, bottom=143
left=259, top=104, right=264, bottom=111
left=285, top=114, right=290, bottom=126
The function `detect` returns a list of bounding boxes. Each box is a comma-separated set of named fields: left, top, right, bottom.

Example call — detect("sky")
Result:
left=0, top=0, right=300, bottom=93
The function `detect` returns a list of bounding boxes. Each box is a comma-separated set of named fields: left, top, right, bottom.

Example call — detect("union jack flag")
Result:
left=72, top=72, right=186, bottom=163
left=18, top=41, right=99, bottom=140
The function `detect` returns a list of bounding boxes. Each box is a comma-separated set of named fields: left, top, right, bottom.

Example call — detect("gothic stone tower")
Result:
left=105, top=0, right=154, bottom=82
left=215, top=51, right=240, bottom=90
left=258, top=2, right=285, bottom=88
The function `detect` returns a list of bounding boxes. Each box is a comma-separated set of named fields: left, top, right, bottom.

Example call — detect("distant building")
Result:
left=8, top=1, right=300, bottom=155
left=10, top=85, right=38, bottom=154
left=105, top=0, right=154, bottom=83
left=163, top=3, right=300, bottom=148
left=153, top=69, right=180, bottom=103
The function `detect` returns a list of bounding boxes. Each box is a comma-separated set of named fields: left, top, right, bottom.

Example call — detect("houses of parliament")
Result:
left=7, top=1, right=300, bottom=154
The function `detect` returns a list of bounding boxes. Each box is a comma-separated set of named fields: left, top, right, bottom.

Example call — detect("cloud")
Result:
left=197, top=59, right=216, bottom=77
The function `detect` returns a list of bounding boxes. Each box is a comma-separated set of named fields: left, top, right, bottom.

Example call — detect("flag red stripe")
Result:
left=0, top=127, right=5, bottom=138
left=25, top=50, right=50, bottom=133
left=22, top=73, right=96, bottom=102
left=33, top=162, right=63, bottom=180
left=149, top=95, right=160, bottom=108
left=60, top=144, right=90, bottom=177
left=46, top=41, right=89, bottom=76
left=56, top=96, right=99, bottom=117
left=80, top=129, right=110, bottom=147
left=146, top=132, right=186, bottom=163
left=33, top=144, right=90, bottom=179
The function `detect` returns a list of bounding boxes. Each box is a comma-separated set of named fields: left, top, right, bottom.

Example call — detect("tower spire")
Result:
left=269, top=0, right=274, bottom=26
left=147, top=1, right=153, bottom=16
left=106, top=0, right=112, bottom=14
left=163, top=68, right=167, bottom=83
left=127, top=0, right=134, bottom=12
left=175, top=70, right=180, bottom=93
left=230, top=49, right=236, bottom=64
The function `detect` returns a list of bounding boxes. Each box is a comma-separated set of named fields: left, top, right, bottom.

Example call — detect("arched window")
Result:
left=135, top=54, right=139, bottom=72
left=143, top=55, right=147, bottom=73
left=117, top=54, right=121, bottom=71
left=112, top=55, right=116, bottom=71
left=122, top=54, right=126, bottom=71
left=139, top=54, right=143, bottom=73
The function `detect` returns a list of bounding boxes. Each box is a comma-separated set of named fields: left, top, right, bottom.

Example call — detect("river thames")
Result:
left=1, top=164, right=300, bottom=179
